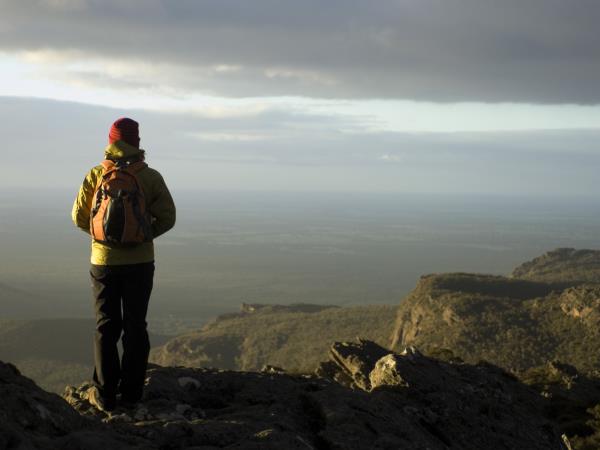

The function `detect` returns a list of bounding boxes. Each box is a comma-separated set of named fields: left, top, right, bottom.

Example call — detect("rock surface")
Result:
left=51, top=340, right=570, bottom=449
left=0, top=360, right=129, bottom=449
left=521, top=360, right=600, bottom=439
left=316, top=340, right=570, bottom=449
left=0, top=338, right=572, bottom=449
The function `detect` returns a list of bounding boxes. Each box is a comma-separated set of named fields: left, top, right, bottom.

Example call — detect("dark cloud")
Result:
left=2, top=0, right=600, bottom=103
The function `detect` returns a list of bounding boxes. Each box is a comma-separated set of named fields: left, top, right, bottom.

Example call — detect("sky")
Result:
left=1, top=0, right=600, bottom=195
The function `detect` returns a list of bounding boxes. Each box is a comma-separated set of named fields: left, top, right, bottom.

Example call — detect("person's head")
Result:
left=108, top=117, right=140, bottom=148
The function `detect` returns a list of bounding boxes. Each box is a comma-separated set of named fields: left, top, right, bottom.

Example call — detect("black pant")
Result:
left=90, top=262, right=154, bottom=401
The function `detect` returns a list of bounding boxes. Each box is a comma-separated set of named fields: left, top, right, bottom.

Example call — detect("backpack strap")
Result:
left=101, top=159, right=116, bottom=171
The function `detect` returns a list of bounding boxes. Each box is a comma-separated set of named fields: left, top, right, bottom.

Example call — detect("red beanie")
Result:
left=108, top=117, right=140, bottom=148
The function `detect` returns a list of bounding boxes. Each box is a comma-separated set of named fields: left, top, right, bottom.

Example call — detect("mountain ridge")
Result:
left=390, top=248, right=600, bottom=373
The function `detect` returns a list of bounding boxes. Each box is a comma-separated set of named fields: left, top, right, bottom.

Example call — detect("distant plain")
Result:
left=2, top=189, right=599, bottom=334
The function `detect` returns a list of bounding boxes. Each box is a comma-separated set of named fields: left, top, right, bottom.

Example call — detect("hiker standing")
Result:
left=72, top=118, right=176, bottom=411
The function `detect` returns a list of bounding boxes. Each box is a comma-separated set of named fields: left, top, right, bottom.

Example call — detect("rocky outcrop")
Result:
left=558, top=286, right=600, bottom=328
left=390, top=270, right=600, bottom=373
left=317, top=339, right=571, bottom=449
left=390, top=272, right=553, bottom=349
left=1, top=338, right=572, bottom=449
left=521, top=360, right=600, bottom=440
left=66, top=340, right=570, bottom=449
left=0, top=360, right=130, bottom=449
left=523, top=360, right=600, bottom=407
left=511, top=248, right=600, bottom=284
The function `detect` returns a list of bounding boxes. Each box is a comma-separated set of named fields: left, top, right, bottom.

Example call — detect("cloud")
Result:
left=2, top=0, right=600, bottom=103
left=2, top=96, right=600, bottom=196
left=379, top=153, right=405, bottom=164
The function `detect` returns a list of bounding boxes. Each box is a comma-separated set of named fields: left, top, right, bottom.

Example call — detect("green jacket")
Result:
left=72, top=141, right=176, bottom=265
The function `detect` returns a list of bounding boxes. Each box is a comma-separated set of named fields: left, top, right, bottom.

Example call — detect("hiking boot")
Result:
left=88, top=386, right=116, bottom=412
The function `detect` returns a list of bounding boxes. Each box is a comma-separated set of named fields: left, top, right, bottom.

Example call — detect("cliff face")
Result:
left=390, top=249, right=600, bottom=373
left=1, top=340, right=570, bottom=450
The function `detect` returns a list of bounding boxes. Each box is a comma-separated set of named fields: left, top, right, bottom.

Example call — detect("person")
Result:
left=72, top=118, right=176, bottom=412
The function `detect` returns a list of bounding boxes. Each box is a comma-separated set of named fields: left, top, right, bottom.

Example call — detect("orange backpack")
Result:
left=90, top=160, right=152, bottom=246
